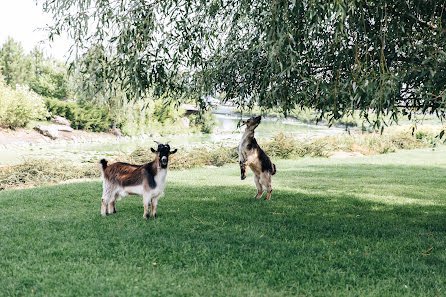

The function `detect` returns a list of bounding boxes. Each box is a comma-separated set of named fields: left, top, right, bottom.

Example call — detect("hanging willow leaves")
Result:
left=41, top=0, right=446, bottom=127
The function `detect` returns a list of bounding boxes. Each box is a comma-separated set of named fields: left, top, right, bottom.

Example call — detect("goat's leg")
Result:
left=142, top=194, right=152, bottom=219
left=260, top=172, right=272, bottom=200
left=101, top=183, right=114, bottom=216
left=254, top=174, right=264, bottom=199
left=108, top=200, right=116, bottom=214
left=101, top=198, right=108, bottom=216
left=150, top=197, right=159, bottom=218
left=239, top=161, right=247, bottom=180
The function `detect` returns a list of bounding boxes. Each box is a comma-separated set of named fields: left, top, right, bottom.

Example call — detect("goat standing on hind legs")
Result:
left=100, top=141, right=177, bottom=219
left=238, top=116, right=277, bottom=200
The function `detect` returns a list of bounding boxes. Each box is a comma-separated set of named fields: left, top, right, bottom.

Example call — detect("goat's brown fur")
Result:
left=103, top=161, right=158, bottom=188
left=238, top=116, right=276, bottom=200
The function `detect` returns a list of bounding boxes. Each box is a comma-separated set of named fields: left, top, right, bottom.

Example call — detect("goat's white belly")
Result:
left=122, top=184, right=144, bottom=196
left=121, top=169, right=167, bottom=198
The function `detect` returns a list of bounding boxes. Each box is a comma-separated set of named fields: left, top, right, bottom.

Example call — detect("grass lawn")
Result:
left=1, top=147, right=446, bottom=296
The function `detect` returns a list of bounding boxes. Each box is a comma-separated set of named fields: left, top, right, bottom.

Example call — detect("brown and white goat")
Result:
left=100, top=142, right=177, bottom=219
left=238, top=116, right=277, bottom=200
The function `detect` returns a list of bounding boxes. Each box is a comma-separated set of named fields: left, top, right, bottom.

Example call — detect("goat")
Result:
left=100, top=142, right=177, bottom=218
left=238, top=116, right=276, bottom=200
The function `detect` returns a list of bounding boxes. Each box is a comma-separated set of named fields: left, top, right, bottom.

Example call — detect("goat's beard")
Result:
left=160, top=160, right=168, bottom=168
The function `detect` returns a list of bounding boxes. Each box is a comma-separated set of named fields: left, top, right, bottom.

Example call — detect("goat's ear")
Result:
left=170, top=149, right=178, bottom=155
left=151, top=147, right=156, bottom=153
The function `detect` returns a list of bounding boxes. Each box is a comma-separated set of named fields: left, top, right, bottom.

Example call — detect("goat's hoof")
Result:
left=101, top=212, right=108, bottom=216
left=241, top=175, right=246, bottom=180
left=143, top=214, right=149, bottom=219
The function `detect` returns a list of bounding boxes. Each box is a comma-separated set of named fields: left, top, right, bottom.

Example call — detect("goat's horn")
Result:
left=154, top=140, right=161, bottom=145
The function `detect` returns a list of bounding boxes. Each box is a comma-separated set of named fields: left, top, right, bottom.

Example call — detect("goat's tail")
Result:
left=271, top=163, right=277, bottom=175
left=100, top=159, right=108, bottom=170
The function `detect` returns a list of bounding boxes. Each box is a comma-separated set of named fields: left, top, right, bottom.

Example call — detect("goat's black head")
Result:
left=243, top=116, right=261, bottom=131
left=151, top=141, right=177, bottom=168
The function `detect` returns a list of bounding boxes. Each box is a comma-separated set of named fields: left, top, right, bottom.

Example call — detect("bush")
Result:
left=0, top=82, right=48, bottom=129
left=188, top=111, right=215, bottom=134
left=45, top=97, right=110, bottom=132
left=128, top=145, right=238, bottom=169
left=152, top=99, right=181, bottom=124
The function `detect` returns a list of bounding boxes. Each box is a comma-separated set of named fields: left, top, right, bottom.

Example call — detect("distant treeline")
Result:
left=0, top=38, right=212, bottom=134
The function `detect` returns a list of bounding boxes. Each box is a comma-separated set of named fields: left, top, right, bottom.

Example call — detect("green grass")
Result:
left=1, top=148, right=446, bottom=296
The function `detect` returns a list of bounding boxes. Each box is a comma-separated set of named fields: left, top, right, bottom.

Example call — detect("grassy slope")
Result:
left=1, top=148, right=446, bottom=296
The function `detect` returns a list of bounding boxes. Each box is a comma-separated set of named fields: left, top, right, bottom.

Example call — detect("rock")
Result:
left=180, top=117, right=190, bottom=128
left=56, top=125, right=74, bottom=132
left=34, top=125, right=59, bottom=140
left=109, top=127, right=123, bottom=137
left=51, top=116, right=71, bottom=127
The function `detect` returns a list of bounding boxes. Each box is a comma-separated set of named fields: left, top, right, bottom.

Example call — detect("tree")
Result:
left=41, top=0, right=446, bottom=127
left=29, top=47, right=70, bottom=99
left=0, top=37, right=31, bottom=87
left=0, top=40, right=71, bottom=99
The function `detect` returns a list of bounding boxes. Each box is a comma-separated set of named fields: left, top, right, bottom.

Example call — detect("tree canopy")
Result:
left=0, top=38, right=71, bottom=99
left=42, top=0, right=446, bottom=127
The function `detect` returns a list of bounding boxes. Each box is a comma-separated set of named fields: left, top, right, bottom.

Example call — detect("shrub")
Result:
left=45, top=97, right=110, bottom=132
left=151, top=98, right=184, bottom=123
left=127, top=145, right=238, bottom=169
left=0, top=82, right=48, bottom=129
left=44, top=97, right=78, bottom=119
left=70, top=104, right=110, bottom=132
left=188, top=111, right=215, bottom=134
left=263, top=133, right=298, bottom=158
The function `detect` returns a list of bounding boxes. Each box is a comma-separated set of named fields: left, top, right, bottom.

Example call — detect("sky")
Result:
left=0, top=0, right=71, bottom=60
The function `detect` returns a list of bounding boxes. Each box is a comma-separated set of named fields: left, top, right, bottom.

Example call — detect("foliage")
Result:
left=2, top=152, right=446, bottom=296
left=127, top=127, right=439, bottom=170
left=0, top=39, right=70, bottom=99
left=45, top=96, right=193, bottom=135
left=0, top=38, right=205, bottom=135
left=152, top=99, right=185, bottom=124
left=0, top=37, right=31, bottom=87
left=45, top=97, right=111, bottom=132
left=128, top=145, right=238, bottom=169
left=264, top=127, right=440, bottom=158
left=29, top=47, right=70, bottom=99
left=42, top=0, right=446, bottom=127
left=188, top=110, right=216, bottom=134
left=237, top=106, right=361, bottom=128
left=0, top=82, right=48, bottom=129
left=103, top=96, right=189, bottom=136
